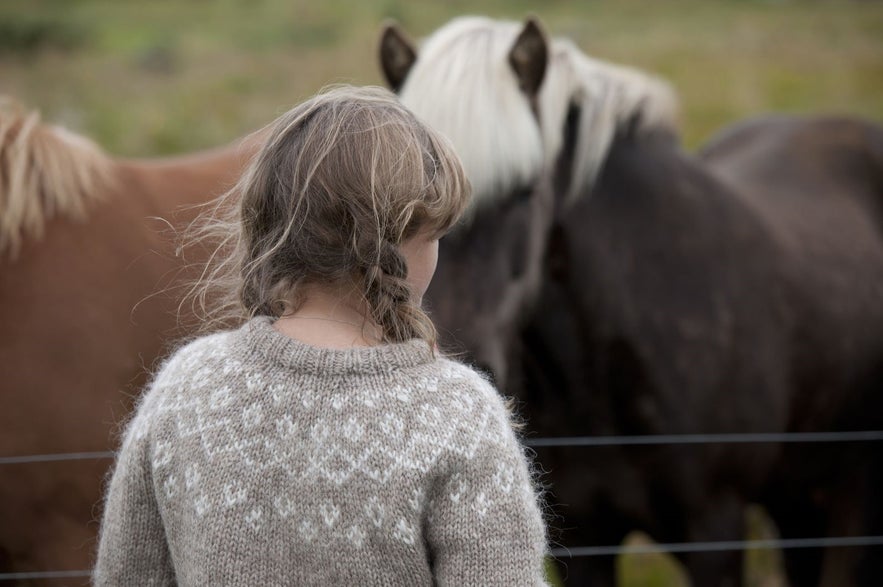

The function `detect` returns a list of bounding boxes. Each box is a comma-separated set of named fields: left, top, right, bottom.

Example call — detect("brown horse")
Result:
left=0, top=100, right=267, bottom=582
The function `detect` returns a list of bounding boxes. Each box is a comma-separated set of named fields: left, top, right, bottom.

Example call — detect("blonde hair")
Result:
left=186, top=85, right=470, bottom=346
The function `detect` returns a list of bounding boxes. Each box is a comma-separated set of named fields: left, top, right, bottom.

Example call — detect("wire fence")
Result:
left=2, top=430, right=882, bottom=580
left=524, top=429, right=883, bottom=448
left=3, top=535, right=883, bottom=581
left=0, top=571, right=91, bottom=582
left=4, top=430, right=883, bottom=466
left=549, top=534, right=883, bottom=558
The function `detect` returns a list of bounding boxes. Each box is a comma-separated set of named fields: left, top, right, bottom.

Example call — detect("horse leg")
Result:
left=677, top=491, right=745, bottom=587
left=856, top=449, right=883, bottom=587
left=0, top=460, right=106, bottom=586
left=817, top=457, right=879, bottom=587
left=557, top=554, right=617, bottom=587
left=764, top=486, right=824, bottom=587
left=551, top=509, right=630, bottom=587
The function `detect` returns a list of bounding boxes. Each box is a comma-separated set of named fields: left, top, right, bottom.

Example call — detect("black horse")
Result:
left=382, top=15, right=883, bottom=587
left=380, top=16, right=557, bottom=391
left=699, top=115, right=883, bottom=586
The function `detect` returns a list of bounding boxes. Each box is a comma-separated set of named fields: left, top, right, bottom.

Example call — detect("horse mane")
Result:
left=398, top=16, right=680, bottom=208
left=398, top=17, right=546, bottom=208
left=541, top=38, right=680, bottom=204
left=0, top=98, right=114, bottom=257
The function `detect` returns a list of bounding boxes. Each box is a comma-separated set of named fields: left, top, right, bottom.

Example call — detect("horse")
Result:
left=698, top=114, right=883, bottom=586
left=0, top=100, right=268, bottom=583
left=379, top=17, right=677, bottom=391
left=0, top=30, right=572, bottom=579
left=380, top=17, right=554, bottom=391
left=381, top=16, right=883, bottom=587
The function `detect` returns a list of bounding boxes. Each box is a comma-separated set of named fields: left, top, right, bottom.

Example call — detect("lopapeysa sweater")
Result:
left=94, top=316, right=548, bottom=586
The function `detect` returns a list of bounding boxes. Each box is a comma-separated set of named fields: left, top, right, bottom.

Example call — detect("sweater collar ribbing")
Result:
left=242, top=316, right=434, bottom=375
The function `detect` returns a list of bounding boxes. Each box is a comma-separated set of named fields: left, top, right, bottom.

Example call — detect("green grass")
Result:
left=1, top=0, right=881, bottom=154
left=546, top=506, right=787, bottom=586
left=1, top=1, right=879, bottom=584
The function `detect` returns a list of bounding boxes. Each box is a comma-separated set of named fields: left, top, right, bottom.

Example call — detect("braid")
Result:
left=363, top=241, right=437, bottom=345
left=184, top=87, right=469, bottom=344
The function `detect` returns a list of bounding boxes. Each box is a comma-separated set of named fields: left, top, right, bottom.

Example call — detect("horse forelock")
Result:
left=398, top=17, right=545, bottom=212
left=0, top=99, right=113, bottom=257
left=540, top=38, right=681, bottom=205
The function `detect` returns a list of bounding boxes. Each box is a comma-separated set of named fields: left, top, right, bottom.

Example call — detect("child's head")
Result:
left=195, top=86, right=470, bottom=345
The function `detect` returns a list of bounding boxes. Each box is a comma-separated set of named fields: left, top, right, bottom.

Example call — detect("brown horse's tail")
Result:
left=0, top=97, right=115, bottom=258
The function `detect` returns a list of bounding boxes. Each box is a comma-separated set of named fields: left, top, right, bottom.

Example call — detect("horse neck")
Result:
left=115, top=128, right=269, bottom=228
left=588, top=128, right=695, bottom=206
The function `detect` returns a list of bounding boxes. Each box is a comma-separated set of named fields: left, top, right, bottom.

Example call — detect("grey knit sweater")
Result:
left=94, top=317, right=548, bottom=586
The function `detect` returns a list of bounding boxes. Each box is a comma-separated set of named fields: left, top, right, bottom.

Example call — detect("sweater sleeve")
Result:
left=93, top=391, right=176, bottom=587
left=426, top=378, right=549, bottom=586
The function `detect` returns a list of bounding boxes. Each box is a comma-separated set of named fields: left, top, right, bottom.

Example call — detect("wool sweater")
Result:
left=94, top=316, right=548, bottom=586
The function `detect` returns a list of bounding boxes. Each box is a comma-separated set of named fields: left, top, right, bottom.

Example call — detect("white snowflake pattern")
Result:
left=393, top=518, right=416, bottom=546
left=184, top=464, right=201, bottom=490
left=245, top=506, right=264, bottom=532
left=273, top=495, right=294, bottom=518
left=163, top=475, right=178, bottom=498
left=320, top=501, right=340, bottom=527
left=223, top=481, right=247, bottom=507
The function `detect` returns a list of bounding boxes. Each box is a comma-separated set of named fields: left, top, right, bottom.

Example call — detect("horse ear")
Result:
left=379, top=21, right=417, bottom=92
left=508, top=17, right=548, bottom=98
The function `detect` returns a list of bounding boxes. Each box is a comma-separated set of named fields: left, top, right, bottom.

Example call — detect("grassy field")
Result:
left=1, top=0, right=881, bottom=156
left=2, top=1, right=880, bottom=585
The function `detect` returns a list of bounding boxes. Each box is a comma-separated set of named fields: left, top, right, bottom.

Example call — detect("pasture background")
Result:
left=1, top=0, right=881, bottom=585
left=1, top=0, right=881, bottom=154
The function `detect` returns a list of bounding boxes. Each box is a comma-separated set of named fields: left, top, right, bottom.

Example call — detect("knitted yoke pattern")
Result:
left=94, top=317, right=548, bottom=586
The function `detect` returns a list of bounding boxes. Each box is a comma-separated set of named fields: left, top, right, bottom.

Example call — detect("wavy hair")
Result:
left=185, top=85, right=471, bottom=346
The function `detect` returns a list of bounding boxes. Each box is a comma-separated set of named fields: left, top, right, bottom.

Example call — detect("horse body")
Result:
left=522, top=126, right=802, bottom=586
left=0, top=110, right=263, bottom=579
left=524, top=115, right=883, bottom=586
left=699, top=114, right=883, bottom=586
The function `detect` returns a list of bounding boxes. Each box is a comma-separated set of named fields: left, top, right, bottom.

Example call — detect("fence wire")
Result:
left=550, top=535, right=883, bottom=558
left=0, top=451, right=114, bottom=465
left=3, top=430, right=882, bottom=580
left=4, top=535, right=883, bottom=581
left=525, top=430, right=883, bottom=448
left=0, top=570, right=91, bottom=581
left=4, top=430, right=883, bottom=466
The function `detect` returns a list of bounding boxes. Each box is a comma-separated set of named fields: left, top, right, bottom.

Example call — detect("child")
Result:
left=94, top=85, right=549, bottom=586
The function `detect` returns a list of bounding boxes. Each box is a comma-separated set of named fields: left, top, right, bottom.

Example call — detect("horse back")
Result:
left=700, top=115, right=883, bottom=224
left=699, top=115, right=883, bottom=430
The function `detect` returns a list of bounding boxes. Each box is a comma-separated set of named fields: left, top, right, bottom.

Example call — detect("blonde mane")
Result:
left=541, top=37, right=680, bottom=204
left=398, top=16, right=680, bottom=207
left=398, top=17, right=545, bottom=207
left=0, top=98, right=114, bottom=257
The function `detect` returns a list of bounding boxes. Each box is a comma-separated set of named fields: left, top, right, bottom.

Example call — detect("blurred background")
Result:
left=1, top=1, right=881, bottom=586
left=1, top=0, right=880, bottom=156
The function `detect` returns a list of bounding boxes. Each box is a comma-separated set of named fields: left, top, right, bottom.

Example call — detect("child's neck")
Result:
left=272, top=285, right=383, bottom=349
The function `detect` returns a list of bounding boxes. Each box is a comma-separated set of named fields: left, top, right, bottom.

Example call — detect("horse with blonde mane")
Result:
left=381, top=15, right=883, bottom=587
left=380, top=16, right=678, bottom=390
left=0, top=100, right=267, bottom=582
